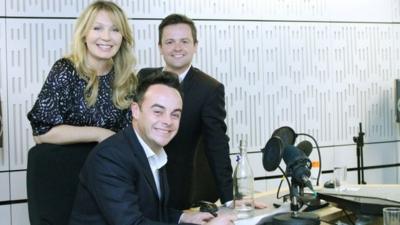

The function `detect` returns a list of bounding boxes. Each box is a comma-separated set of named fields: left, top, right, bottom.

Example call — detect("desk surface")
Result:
left=229, top=189, right=343, bottom=225
left=231, top=184, right=400, bottom=225
left=318, top=184, right=400, bottom=202
left=318, top=184, right=400, bottom=216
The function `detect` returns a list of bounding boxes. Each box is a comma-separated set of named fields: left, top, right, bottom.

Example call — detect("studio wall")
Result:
left=1, top=0, right=400, bottom=224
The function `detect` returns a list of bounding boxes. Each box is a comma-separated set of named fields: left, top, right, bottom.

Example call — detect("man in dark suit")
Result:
left=138, top=14, right=233, bottom=210
left=69, top=72, right=235, bottom=225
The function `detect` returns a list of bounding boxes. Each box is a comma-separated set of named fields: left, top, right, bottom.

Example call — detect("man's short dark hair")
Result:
left=158, top=13, right=198, bottom=45
left=134, top=71, right=182, bottom=104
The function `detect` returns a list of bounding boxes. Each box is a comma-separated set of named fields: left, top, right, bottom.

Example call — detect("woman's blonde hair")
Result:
left=68, top=0, right=137, bottom=109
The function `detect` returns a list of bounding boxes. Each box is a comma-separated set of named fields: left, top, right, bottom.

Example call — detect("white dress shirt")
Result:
left=134, top=129, right=167, bottom=198
left=163, top=65, right=191, bottom=83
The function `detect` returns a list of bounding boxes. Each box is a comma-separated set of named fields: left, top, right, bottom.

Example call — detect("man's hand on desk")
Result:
left=180, top=211, right=214, bottom=224
left=254, top=200, right=268, bottom=209
left=206, top=213, right=237, bottom=225
left=180, top=211, right=236, bottom=225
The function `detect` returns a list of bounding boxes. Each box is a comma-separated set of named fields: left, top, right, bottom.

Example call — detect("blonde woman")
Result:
left=26, top=1, right=137, bottom=225
left=28, top=0, right=136, bottom=144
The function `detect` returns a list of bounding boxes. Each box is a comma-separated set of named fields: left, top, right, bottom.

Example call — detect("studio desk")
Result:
left=215, top=184, right=400, bottom=225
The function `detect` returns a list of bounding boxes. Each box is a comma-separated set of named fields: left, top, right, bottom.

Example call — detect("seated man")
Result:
left=69, top=71, right=235, bottom=225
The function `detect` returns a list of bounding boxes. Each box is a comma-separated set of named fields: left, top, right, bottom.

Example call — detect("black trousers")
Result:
left=26, top=143, right=96, bottom=225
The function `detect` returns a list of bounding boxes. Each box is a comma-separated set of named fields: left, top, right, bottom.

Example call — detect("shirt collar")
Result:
left=163, top=65, right=191, bottom=83
left=133, top=128, right=167, bottom=169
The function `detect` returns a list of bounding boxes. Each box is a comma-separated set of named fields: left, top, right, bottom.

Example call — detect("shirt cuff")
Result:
left=178, top=212, right=185, bottom=223
left=223, top=200, right=233, bottom=208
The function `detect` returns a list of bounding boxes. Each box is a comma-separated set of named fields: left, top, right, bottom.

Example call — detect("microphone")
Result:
left=296, top=140, right=313, bottom=157
left=282, top=145, right=314, bottom=191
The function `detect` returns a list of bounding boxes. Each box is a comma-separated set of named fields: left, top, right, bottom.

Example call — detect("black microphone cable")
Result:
left=276, top=166, right=292, bottom=200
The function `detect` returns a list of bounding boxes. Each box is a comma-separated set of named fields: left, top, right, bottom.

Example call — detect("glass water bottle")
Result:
left=233, top=139, right=255, bottom=219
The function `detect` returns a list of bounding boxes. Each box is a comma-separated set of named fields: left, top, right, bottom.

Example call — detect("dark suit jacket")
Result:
left=138, top=67, right=233, bottom=209
left=69, top=126, right=190, bottom=225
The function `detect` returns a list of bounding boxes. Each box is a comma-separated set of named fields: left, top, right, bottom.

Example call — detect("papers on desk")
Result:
left=234, top=202, right=291, bottom=225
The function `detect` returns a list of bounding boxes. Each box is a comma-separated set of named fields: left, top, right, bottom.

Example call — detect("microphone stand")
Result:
left=353, top=122, right=366, bottom=184
left=271, top=180, right=320, bottom=225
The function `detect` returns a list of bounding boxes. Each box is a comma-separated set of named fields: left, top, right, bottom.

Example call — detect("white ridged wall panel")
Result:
left=6, top=20, right=73, bottom=170
left=5, top=0, right=400, bottom=22
left=330, top=24, right=397, bottom=143
left=11, top=203, right=29, bottom=225
left=191, top=22, right=400, bottom=150
left=326, top=0, right=393, bottom=22
left=10, top=171, right=26, bottom=200
left=5, top=0, right=91, bottom=17
left=0, top=205, right=11, bottom=225
left=9, top=20, right=400, bottom=158
left=0, top=19, right=8, bottom=172
left=0, top=173, right=10, bottom=201
left=392, top=0, right=400, bottom=21
left=0, top=0, right=4, bottom=16
left=133, top=21, right=164, bottom=68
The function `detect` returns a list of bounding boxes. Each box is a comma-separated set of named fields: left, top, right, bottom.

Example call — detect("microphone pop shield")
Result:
left=271, top=126, right=296, bottom=147
left=261, top=136, right=283, bottom=171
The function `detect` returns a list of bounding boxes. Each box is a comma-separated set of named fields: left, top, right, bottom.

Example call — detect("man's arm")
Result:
left=83, top=145, right=174, bottom=225
left=201, top=83, right=233, bottom=204
left=83, top=143, right=230, bottom=225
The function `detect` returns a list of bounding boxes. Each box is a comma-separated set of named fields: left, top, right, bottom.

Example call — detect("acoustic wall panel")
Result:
left=0, top=205, right=11, bottom=225
left=195, top=22, right=336, bottom=152
left=364, top=143, right=399, bottom=171
left=324, top=142, right=399, bottom=184
left=5, top=18, right=399, bottom=170
left=0, top=19, right=8, bottom=172
left=133, top=20, right=164, bottom=69
left=330, top=24, right=399, bottom=144
left=326, top=0, right=393, bottom=22
left=262, top=23, right=333, bottom=146
left=10, top=203, right=28, bottom=225
left=0, top=172, right=10, bottom=201
left=392, top=0, right=400, bottom=22
left=4, top=0, right=397, bottom=22
left=192, top=22, right=266, bottom=150
left=6, top=19, right=74, bottom=169
left=393, top=25, right=400, bottom=94
left=0, top=0, right=4, bottom=16
left=5, top=0, right=91, bottom=17
left=118, top=0, right=327, bottom=21
left=132, top=19, right=400, bottom=155
left=394, top=24, right=400, bottom=183
left=366, top=168, right=398, bottom=184
left=10, top=171, right=26, bottom=200
left=0, top=2, right=398, bottom=225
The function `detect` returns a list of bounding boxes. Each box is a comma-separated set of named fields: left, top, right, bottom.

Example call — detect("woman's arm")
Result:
left=33, top=125, right=115, bottom=144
